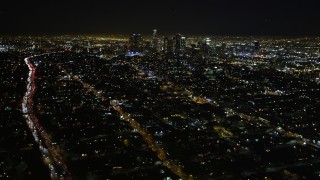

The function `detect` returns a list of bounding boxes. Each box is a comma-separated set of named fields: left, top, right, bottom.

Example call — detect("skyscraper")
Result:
left=168, top=38, right=175, bottom=54
left=152, top=29, right=160, bottom=52
left=201, top=38, right=211, bottom=57
left=153, top=29, right=157, bottom=37
left=129, top=34, right=143, bottom=52
left=163, top=37, right=175, bottom=54
left=175, top=34, right=181, bottom=51
left=175, top=34, right=186, bottom=53
left=163, top=37, right=169, bottom=53
left=254, top=41, right=260, bottom=53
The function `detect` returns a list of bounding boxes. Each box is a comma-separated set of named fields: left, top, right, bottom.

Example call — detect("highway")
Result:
left=22, top=52, right=319, bottom=179
left=22, top=55, right=72, bottom=180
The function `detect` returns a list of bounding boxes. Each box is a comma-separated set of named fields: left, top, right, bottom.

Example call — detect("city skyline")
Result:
left=1, top=32, right=320, bottom=180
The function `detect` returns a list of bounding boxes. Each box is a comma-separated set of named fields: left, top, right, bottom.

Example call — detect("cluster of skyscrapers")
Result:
left=128, top=30, right=263, bottom=60
left=129, top=30, right=186, bottom=54
left=163, top=34, right=186, bottom=53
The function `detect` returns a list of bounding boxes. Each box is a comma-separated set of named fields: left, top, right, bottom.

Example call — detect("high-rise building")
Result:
left=163, top=37, right=169, bottom=52
left=129, top=34, right=143, bottom=52
left=201, top=38, right=211, bottom=57
left=175, top=34, right=181, bottom=51
left=152, top=29, right=160, bottom=52
left=175, top=34, right=186, bottom=53
left=153, top=29, right=157, bottom=37
left=168, top=38, right=175, bottom=53
left=181, top=36, right=186, bottom=52
left=163, top=37, right=174, bottom=54
left=254, top=41, right=260, bottom=53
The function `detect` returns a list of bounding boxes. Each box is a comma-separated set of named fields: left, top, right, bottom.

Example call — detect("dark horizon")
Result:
left=0, top=0, right=319, bottom=36
left=1, top=33, right=320, bottom=38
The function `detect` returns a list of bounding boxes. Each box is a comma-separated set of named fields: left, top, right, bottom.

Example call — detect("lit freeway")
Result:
left=22, top=55, right=71, bottom=180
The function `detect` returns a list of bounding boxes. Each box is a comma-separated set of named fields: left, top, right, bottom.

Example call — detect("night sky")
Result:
left=0, top=0, right=319, bottom=36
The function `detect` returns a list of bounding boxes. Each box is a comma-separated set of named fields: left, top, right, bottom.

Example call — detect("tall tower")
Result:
left=175, top=34, right=182, bottom=51
left=175, top=34, right=186, bottom=53
left=254, top=41, right=260, bottom=53
left=163, top=37, right=169, bottom=52
left=181, top=36, right=186, bottom=52
left=152, top=29, right=160, bottom=52
left=201, top=38, right=211, bottom=57
left=167, top=37, right=174, bottom=54
left=129, top=34, right=143, bottom=52
left=153, top=29, right=157, bottom=37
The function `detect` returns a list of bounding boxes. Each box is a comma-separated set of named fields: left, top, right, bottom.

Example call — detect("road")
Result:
left=57, top=66, right=193, bottom=180
left=22, top=55, right=72, bottom=180
left=126, top=60, right=320, bottom=149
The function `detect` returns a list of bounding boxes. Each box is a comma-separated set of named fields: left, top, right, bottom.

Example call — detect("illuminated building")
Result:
left=175, top=34, right=186, bottom=53
left=201, top=38, right=211, bottom=57
left=129, top=33, right=143, bottom=52
left=163, top=37, right=174, bottom=54
left=163, top=37, right=169, bottom=52
left=152, top=29, right=160, bottom=52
